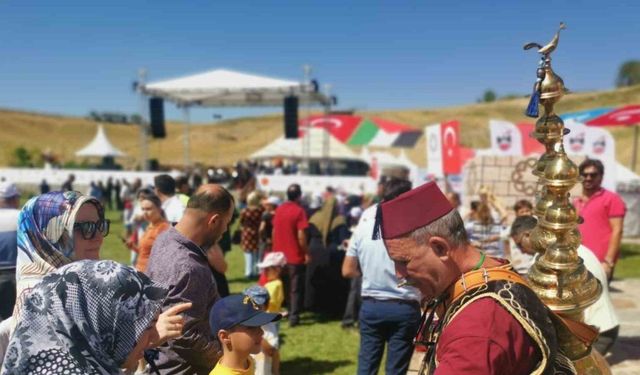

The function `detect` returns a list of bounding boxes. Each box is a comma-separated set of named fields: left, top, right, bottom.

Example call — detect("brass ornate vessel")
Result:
left=524, top=23, right=610, bottom=374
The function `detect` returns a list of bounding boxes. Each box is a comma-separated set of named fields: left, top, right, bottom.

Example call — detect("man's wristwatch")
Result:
left=603, top=259, right=615, bottom=268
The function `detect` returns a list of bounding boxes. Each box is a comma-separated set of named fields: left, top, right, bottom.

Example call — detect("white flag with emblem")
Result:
left=425, top=124, right=444, bottom=177
left=489, top=120, right=523, bottom=156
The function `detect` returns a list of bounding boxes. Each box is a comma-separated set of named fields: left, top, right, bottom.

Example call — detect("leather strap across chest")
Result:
left=446, top=267, right=599, bottom=347
left=448, top=266, right=529, bottom=305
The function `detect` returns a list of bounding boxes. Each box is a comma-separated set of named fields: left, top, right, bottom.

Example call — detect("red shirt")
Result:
left=573, top=188, right=626, bottom=262
left=435, top=298, right=540, bottom=375
left=272, top=201, right=309, bottom=265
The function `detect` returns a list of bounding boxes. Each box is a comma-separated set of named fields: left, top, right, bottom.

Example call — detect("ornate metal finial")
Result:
left=523, top=23, right=611, bottom=374
left=523, top=22, right=567, bottom=118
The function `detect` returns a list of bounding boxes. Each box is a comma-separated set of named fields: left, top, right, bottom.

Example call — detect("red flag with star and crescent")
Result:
left=440, top=120, right=461, bottom=174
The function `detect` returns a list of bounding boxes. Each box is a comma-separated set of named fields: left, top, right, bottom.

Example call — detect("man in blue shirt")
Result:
left=342, top=178, right=422, bottom=375
left=0, top=181, right=20, bottom=319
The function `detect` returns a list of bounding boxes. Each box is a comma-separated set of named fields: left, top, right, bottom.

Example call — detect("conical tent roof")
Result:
left=76, top=125, right=126, bottom=157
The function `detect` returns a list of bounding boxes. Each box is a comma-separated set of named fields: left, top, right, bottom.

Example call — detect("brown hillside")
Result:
left=1, top=84, right=639, bottom=173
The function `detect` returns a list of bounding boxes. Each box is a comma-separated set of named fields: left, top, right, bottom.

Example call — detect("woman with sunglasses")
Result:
left=0, top=191, right=191, bottom=366
left=134, top=193, right=170, bottom=273
left=14, top=191, right=109, bottom=313
left=0, top=191, right=108, bottom=364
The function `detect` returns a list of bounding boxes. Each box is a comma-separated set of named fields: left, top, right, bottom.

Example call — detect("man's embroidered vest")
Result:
left=426, top=279, right=576, bottom=375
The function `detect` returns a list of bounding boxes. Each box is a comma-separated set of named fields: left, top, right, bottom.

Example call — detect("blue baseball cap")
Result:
left=210, top=294, right=281, bottom=335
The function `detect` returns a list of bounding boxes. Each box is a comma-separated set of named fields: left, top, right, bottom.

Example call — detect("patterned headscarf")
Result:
left=15, top=191, right=103, bottom=305
left=2, top=260, right=168, bottom=374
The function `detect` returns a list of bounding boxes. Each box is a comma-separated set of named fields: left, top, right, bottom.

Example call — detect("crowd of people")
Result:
left=0, top=155, right=628, bottom=374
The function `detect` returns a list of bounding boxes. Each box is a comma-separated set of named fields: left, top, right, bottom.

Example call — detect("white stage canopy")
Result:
left=142, top=68, right=330, bottom=107
left=250, top=128, right=360, bottom=160
left=76, top=125, right=125, bottom=157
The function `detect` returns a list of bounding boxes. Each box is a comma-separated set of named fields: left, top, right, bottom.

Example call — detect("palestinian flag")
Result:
left=300, top=115, right=422, bottom=148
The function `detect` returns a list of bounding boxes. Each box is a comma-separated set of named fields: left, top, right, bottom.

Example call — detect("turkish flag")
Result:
left=300, top=115, right=363, bottom=143
left=440, top=120, right=461, bottom=174
left=459, top=146, right=476, bottom=168
left=586, top=105, right=640, bottom=126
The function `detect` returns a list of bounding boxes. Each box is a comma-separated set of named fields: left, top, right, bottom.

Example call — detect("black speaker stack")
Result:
left=284, top=95, right=299, bottom=139
left=149, top=97, right=166, bottom=138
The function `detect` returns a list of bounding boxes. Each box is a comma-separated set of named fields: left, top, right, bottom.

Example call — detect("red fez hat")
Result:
left=373, top=181, right=453, bottom=240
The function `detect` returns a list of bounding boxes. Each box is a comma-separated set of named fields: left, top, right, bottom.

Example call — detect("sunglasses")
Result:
left=74, top=219, right=110, bottom=240
left=581, top=172, right=601, bottom=178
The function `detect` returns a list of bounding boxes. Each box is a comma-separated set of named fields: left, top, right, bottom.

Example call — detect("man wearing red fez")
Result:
left=374, top=182, right=577, bottom=374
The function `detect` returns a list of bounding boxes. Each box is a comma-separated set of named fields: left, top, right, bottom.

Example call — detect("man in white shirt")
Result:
left=154, top=174, right=186, bottom=224
left=342, top=178, right=422, bottom=375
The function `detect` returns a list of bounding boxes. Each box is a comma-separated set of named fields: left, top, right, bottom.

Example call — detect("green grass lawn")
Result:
left=101, top=208, right=361, bottom=374
left=99, top=208, right=640, bottom=375
left=614, top=242, right=640, bottom=279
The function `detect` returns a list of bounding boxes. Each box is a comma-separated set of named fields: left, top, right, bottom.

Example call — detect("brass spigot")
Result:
left=523, top=23, right=610, bottom=374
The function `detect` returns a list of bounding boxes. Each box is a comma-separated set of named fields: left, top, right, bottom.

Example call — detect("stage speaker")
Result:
left=149, top=97, right=166, bottom=138
left=284, top=95, right=298, bottom=139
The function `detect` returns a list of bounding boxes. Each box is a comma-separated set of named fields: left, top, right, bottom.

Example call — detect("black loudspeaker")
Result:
left=149, top=97, right=166, bottom=138
left=284, top=96, right=298, bottom=139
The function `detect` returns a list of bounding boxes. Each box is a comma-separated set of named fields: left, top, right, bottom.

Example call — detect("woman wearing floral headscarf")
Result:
left=0, top=191, right=108, bottom=363
left=2, top=260, right=188, bottom=374
left=14, top=191, right=107, bottom=308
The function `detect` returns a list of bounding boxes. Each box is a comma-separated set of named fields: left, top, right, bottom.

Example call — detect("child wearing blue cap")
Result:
left=243, top=286, right=281, bottom=375
left=209, top=294, right=281, bottom=375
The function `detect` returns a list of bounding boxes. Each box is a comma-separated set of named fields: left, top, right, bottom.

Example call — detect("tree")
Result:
left=11, top=147, right=32, bottom=167
left=88, top=111, right=101, bottom=121
left=616, top=60, right=640, bottom=87
left=482, top=89, right=497, bottom=103
left=130, top=114, right=143, bottom=124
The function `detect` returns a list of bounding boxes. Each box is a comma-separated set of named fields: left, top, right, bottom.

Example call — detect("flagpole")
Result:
left=183, top=105, right=191, bottom=168
left=137, top=68, right=149, bottom=171
left=323, top=84, right=332, bottom=175
left=632, top=125, right=638, bottom=172
left=303, top=65, right=312, bottom=173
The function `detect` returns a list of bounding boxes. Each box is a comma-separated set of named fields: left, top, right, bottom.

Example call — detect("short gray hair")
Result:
left=410, top=209, right=468, bottom=248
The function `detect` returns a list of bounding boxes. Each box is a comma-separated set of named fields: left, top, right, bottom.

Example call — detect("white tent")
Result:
left=76, top=125, right=125, bottom=157
left=250, top=128, right=360, bottom=160
left=615, top=162, right=640, bottom=237
left=140, top=68, right=332, bottom=167
left=142, top=68, right=329, bottom=107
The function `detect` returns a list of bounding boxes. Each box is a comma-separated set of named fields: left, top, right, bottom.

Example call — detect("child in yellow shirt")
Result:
left=257, top=252, right=286, bottom=314
left=253, top=252, right=287, bottom=374
left=209, top=295, right=281, bottom=375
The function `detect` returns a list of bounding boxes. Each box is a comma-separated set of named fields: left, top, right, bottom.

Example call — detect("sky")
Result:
left=0, top=1, right=639, bottom=123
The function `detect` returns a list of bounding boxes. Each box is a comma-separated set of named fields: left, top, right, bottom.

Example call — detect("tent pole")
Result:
left=183, top=106, right=191, bottom=168
left=323, top=84, right=332, bottom=175
left=303, top=65, right=312, bottom=172
left=632, top=125, right=639, bottom=172
left=138, top=68, right=149, bottom=171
